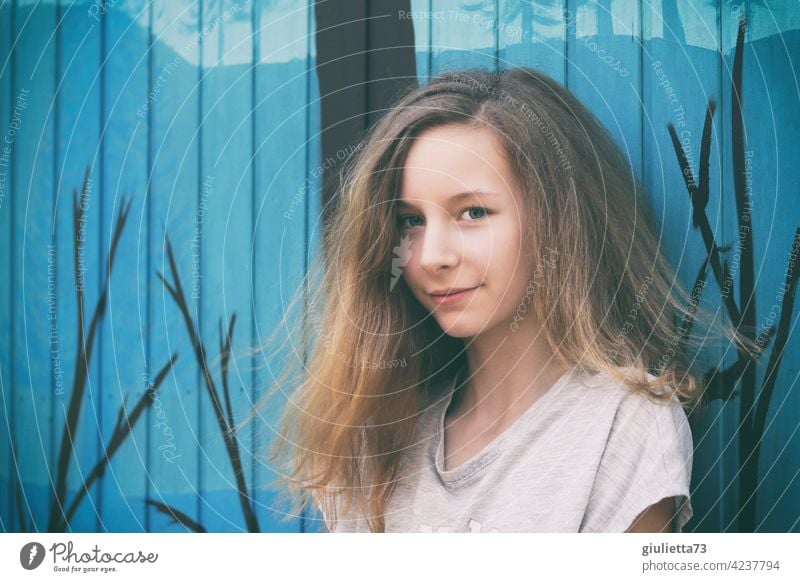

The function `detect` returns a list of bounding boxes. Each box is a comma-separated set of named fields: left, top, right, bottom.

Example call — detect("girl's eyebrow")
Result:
left=395, top=190, right=501, bottom=209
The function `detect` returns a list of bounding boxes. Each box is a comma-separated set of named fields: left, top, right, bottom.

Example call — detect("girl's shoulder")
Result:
left=578, top=368, right=692, bottom=451
left=563, top=367, right=691, bottom=445
left=573, top=367, right=682, bottom=404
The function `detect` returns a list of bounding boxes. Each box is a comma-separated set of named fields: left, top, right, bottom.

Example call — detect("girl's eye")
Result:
left=461, top=206, right=489, bottom=221
left=396, top=206, right=490, bottom=230
left=396, top=214, right=424, bottom=229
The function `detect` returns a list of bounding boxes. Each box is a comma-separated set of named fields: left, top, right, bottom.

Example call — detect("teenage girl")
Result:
left=247, top=67, right=758, bottom=533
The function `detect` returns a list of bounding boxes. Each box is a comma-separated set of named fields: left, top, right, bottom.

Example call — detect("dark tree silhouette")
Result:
left=146, top=237, right=256, bottom=532
left=667, top=18, right=799, bottom=532
left=10, top=166, right=178, bottom=533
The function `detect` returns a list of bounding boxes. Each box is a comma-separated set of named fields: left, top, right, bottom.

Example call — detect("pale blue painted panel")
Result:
left=147, top=0, right=202, bottom=532
left=303, top=0, right=323, bottom=533
left=99, top=0, right=152, bottom=532
left=566, top=0, right=642, bottom=177
left=198, top=0, right=256, bottom=533
left=410, top=0, right=432, bottom=83
left=0, top=0, right=13, bottom=533
left=252, top=0, right=312, bottom=533
left=55, top=0, right=103, bottom=534
left=642, top=0, right=725, bottom=532
left=499, top=0, right=566, bottom=83
left=13, top=0, right=57, bottom=532
left=720, top=5, right=800, bottom=532
left=430, top=0, right=496, bottom=75
left=720, top=3, right=750, bottom=534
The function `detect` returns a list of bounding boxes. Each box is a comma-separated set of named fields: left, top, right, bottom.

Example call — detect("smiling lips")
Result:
left=428, top=285, right=481, bottom=304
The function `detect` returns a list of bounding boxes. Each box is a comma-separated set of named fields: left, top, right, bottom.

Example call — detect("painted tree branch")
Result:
left=27, top=166, right=180, bottom=533
left=51, top=354, right=179, bottom=531
left=667, top=17, right=799, bottom=532
left=151, top=236, right=259, bottom=532
left=144, top=499, right=207, bottom=533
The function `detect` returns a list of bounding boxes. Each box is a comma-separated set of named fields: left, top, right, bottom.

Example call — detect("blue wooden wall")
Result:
left=1, top=0, right=798, bottom=532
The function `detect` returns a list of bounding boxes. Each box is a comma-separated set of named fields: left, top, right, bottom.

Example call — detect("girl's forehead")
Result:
left=400, top=124, right=519, bottom=202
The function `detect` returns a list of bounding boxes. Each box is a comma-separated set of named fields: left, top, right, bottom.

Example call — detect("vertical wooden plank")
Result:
left=303, top=0, right=323, bottom=533
left=251, top=0, right=311, bottom=533
left=720, top=0, right=746, bottom=533
left=498, top=0, right=566, bottom=83
left=54, top=0, right=102, bottom=533
left=99, top=0, right=152, bottom=532
left=148, top=0, right=201, bottom=532
left=566, top=0, right=641, bottom=177
left=642, top=0, right=723, bottom=531
left=312, top=0, right=365, bottom=225
left=409, top=0, right=431, bottom=84
left=198, top=0, right=255, bottom=533
left=13, top=0, right=57, bottom=532
left=0, top=0, right=13, bottom=532
left=429, top=0, right=496, bottom=75
left=721, top=3, right=800, bottom=532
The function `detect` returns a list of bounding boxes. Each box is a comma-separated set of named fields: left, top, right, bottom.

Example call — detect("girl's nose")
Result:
left=418, top=218, right=461, bottom=273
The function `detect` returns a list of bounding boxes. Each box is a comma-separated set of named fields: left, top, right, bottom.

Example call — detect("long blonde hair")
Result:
left=239, top=66, right=760, bottom=533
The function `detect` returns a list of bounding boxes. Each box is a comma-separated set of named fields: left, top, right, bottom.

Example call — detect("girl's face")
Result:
left=397, top=123, right=535, bottom=338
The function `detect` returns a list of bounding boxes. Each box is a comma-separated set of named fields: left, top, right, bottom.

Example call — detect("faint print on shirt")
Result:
left=416, top=518, right=501, bottom=533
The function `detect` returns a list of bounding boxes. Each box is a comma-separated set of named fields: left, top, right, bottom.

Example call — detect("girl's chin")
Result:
left=434, top=318, right=485, bottom=338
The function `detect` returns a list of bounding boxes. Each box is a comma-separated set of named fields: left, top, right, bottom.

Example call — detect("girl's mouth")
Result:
left=429, top=285, right=481, bottom=304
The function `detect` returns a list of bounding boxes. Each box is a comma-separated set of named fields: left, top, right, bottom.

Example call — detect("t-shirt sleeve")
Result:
left=580, top=390, right=694, bottom=533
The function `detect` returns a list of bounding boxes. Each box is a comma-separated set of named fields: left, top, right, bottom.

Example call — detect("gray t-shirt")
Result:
left=323, top=368, right=694, bottom=533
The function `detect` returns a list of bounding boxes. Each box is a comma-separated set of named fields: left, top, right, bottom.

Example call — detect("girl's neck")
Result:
left=450, top=320, right=565, bottom=424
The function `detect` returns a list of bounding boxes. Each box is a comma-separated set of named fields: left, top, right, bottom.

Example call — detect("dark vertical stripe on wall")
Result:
left=7, top=0, right=16, bottom=531
left=300, top=0, right=311, bottom=534
left=720, top=0, right=724, bottom=532
left=365, top=0, right=371, bottom=106
left=313, top=0, right=417, bottom=228
left=493, top=0, right=499, bottom=71
left=196, top=0, right=204, bottom=526
left=250, top=0, right=258, bottom=531
left=427, top=0, right=432, bottom=83
left=564, top=1, right=570, bottom=87
left=313, top=0, right=367, bottom=228
left=51, top=1, right=61, bottom=513
left=639, top=0, right=644, bottom=185
left=144, top=0, right=154, bottom=534
left=716, top=0, right=725, bottom=531
left=364, top=0, right=418, bottom=128
left=96, top=3, right=107, bottom=532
